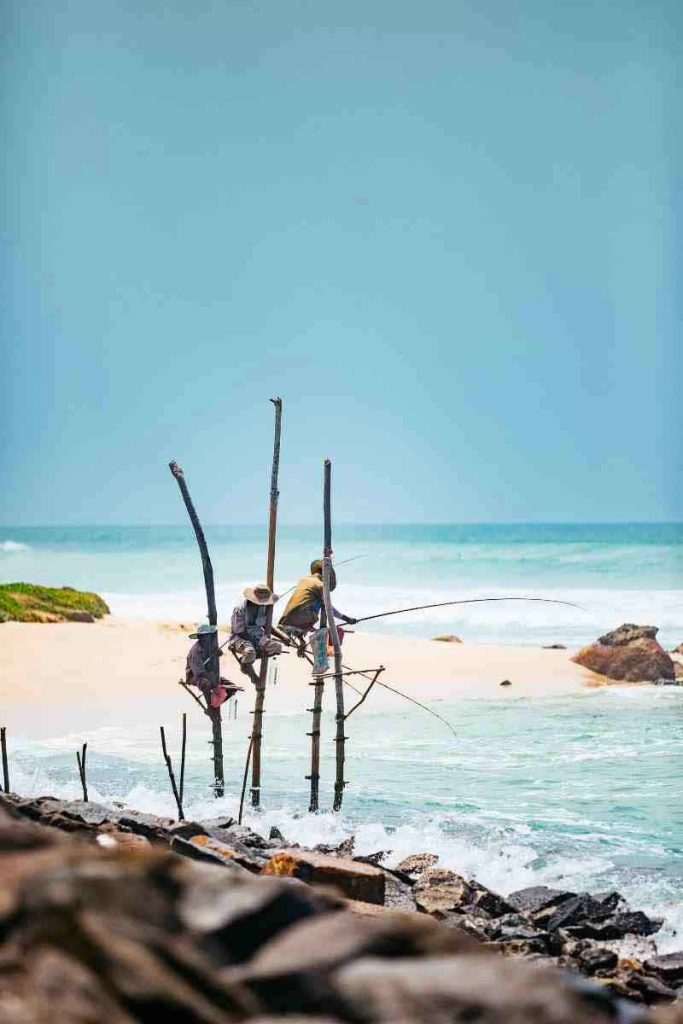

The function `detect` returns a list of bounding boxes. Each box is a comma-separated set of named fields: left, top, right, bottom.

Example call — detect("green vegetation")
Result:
left=0, top=583, right=110, bottom=623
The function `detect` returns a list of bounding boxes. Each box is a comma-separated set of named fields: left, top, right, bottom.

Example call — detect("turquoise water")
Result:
left=2, top=523, right=682, bottom=947
left=8, top=686, right=683, bottom=951
left=1, top=522, right=682, bottom=644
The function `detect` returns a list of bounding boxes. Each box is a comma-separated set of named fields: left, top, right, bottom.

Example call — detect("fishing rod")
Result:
left=351, top=595, right=585, bottom=626
left=276, top=552, right=368, bottom=601
left=340, top=661, right=457, bottom=739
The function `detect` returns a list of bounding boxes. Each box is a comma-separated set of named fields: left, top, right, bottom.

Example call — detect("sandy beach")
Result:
left=0, top=618, right=610, bottom=740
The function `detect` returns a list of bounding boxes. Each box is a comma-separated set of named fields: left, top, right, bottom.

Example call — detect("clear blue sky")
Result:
left=2, top=1, right=681, bottom=525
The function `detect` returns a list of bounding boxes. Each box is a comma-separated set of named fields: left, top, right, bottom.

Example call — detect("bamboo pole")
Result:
left=250, top=397, right=283, bottom=808
left=1, top=727, right=10, bottom=794
left=160, top=726, right=184, bottom=819
left=169, top=461, right=224, bottom=797
left=320, top=459, right=346, bottom=811
left=76, top=742, right=88, bottom=802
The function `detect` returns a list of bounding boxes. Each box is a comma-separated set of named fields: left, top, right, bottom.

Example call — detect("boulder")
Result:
left=432, top=635, right=463, bottom=643
left=262, top=849, right=385, bottom=906
left=645, top=953, right=683, bottom=986
left=598, top=624, right=659, bottom=646
left=333, top=953, right=636, bottom=1023
left=394, top=852, right=439, bottom=879
left=672, top=643, right=683, bottom=655
left=413, top=875, right=473, bottom=918
left=573, top=624, right=675, bottom=682
left=507, top=886, right=577, bottom=915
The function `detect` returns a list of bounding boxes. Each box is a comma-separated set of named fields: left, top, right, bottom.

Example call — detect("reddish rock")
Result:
left=432, top=635, right=463, bottom=643
left=573, top=630, right=675, bottom=682
left=262, top=849, right=385, bottom=906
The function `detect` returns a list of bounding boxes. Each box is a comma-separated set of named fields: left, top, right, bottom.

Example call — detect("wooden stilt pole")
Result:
left=250, top=397, right=283, bottom=808
left=179, top=712, right=187, bottom=806
left=307, top=677, right=324, bottom=812
left=320, top=459, right=346, bottom=811
left=160, top=725, right=184, bottom=820
left=169, top=461, right=225, bottom=798
left=76, top=742, right=88, bottom=802
left=1, top=727, right=10, bottom=794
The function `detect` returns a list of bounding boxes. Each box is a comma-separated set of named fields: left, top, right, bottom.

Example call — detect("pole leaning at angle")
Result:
left=250, top=397, right=283, bottom=807
left=169, top=460, right=225, bottom=798
left=320, top=458, right=347, bottom=811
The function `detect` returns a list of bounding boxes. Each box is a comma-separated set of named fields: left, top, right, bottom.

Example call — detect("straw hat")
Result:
left=243, top=583, right=278, bottom=605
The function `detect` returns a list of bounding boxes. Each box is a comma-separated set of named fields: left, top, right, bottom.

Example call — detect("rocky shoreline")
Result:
left=2, top=791, right=681, bottom=1022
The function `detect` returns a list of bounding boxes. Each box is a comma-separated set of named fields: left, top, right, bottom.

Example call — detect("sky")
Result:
left=1, top=0, right=681, bottom=525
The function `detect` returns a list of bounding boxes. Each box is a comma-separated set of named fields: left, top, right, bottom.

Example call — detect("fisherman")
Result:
left=278, top=559, right=357, bottom=641
left=228, top=583, right=283, bottom=683
left=186, top=623, right=241, bottom=708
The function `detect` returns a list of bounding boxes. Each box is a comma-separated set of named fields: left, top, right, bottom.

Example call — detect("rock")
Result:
left=468, top=882, right=515, bottom=918
left=65, top=610, right=95, bottom=622
left=354, top=850, right=390, bottom=866
left=166, top=820, right=208, bottom=841
left=598, top=624, right=659, bottom=646
left=672, top=643, right=683, bottom=655
left=314, top=836, right=355, bottom=857
left=413, top=876, right=473, bottom=918
left=394, top=852, right=439, bottom=879
left=575, top=945, right=619, bottom=975
left=262, top=849, right=385, bottom=906
left=333, top=953, right=635, bottom=1023
left=573, top=634, right=675, bottom=682
left=533, top=893, right=608, bottom=931
left=171, top=834, right=257, bottom=874
left=179, top=868, right=340, bottom=965
left=269, top=826, right=286, bottom=843
left=500, top=679, right=512, bottom=686
left=96, top=831, right=150, bottom=851
left=198, top=831, right=268, bottom=872
left=563, top=911, right=661, bottom=942
left=507, top=886, right=577, bottom=915
left=246, top=908, right=478, bottom=976
left=593, top=890, right=627, bottom=914
left=432, top=635, right=463, bottom=643
left=543, top=644, right=567, bottom=649
left=645, top=953, right=683, bottom=986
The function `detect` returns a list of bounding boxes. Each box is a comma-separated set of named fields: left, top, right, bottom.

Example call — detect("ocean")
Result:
left=2, top=523, right=682, bottom=948
left=2, top=522, right=682, bottom=645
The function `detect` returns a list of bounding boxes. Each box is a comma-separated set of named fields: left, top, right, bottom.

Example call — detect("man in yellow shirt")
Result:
left=278, top=559, right=356, bottom=638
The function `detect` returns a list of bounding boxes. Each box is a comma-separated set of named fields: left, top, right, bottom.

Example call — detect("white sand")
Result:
left=0, top=618, right=609, bottom=740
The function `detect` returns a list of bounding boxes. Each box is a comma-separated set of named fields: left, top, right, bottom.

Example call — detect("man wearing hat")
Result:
left=186, top=623, right=242, bottom=708
left=228, top=584, right=283, bottom=682
left=278, top=559, right=356, bottom=638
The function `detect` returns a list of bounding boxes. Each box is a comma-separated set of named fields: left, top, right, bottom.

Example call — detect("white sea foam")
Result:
left=104, top=581, right=683, bottom=647
left=1, top=540, right=29, bottom=552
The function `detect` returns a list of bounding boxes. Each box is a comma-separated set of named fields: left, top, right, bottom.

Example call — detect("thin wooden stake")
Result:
left=250, top=397, right=283, bottom=808
left=76, top=742, right=88, bottom=802
left=321, top=458, right=346, bottom=812
left=1, top=727, right=10, bottom=794
left=238, top=735, right=253, bottom=825
left=169, top=460, right=225, bottom=798
left=160, top=725, right=184, bottom=820
left=179, top=713, right=187, bottom=805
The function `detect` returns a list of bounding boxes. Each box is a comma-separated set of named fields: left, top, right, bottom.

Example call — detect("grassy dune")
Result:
left=0, top=583, right=110, bottom=623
